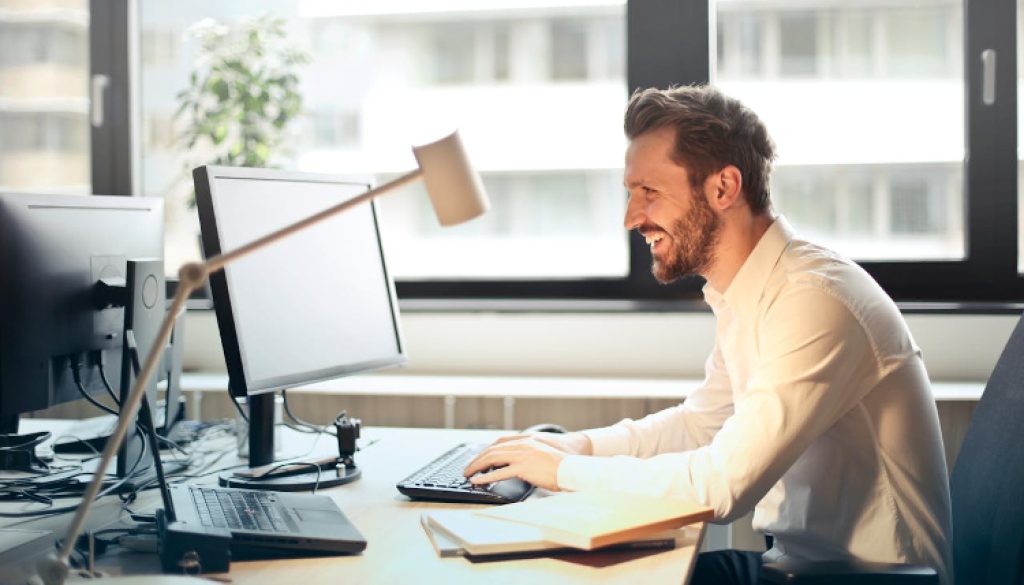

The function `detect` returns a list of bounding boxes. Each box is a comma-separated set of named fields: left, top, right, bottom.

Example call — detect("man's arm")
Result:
left=584, top=340, right=735, bottom=458
left=465, top=334, right=735, bottom=489
left=469, top=287, right=891, bottom=521
left=557, top=287, right=885, bottom=521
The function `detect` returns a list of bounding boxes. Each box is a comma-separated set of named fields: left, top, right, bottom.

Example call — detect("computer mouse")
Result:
left=521, top=422, right=567, bottom=434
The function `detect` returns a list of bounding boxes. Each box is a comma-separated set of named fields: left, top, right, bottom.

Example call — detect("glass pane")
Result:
left=137, top=1, right=629, bottom=280
left=716, top=0, right=964, bottom=262
left=0, top=0, right=90, bottom=194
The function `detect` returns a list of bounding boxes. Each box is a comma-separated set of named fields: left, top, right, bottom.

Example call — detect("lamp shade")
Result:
left=412, top=130, right=490, bottom=226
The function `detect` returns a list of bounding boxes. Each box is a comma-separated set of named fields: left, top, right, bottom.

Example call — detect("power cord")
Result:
left=93, top=351, right=121, bottom=408
left=281, top=390, right=338, bottom=436
left=71, top=361, right=119, bottom=417
left=228, top=391, right=249, bottom=425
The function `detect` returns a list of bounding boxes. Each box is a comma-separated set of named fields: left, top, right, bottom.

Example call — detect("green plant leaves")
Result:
left=173, top=14, right=309, bottom=207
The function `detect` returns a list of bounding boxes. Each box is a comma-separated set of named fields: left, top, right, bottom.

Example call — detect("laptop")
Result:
left=142, top=400, right=366, bottom=557
left=166, top=483, right=366, bottom=556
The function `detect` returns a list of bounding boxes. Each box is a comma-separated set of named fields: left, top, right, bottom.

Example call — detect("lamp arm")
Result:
left=38, top=168, right=423, bottom=585
left=206, top=169, right=423, bottom=273
left=37, top=282, right=193, bottom=585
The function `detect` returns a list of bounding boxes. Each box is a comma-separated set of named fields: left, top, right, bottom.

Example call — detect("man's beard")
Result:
left=652, top=189, right=720, bottom=284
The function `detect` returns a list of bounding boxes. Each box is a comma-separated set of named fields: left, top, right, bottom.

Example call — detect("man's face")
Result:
left=623, top=127, right=721, bottom=284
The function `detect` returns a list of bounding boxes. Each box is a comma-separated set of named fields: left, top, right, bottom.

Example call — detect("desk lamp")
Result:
left=35, top=131, right=489, bottom=585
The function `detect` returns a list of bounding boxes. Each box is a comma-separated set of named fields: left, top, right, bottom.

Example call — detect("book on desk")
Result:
left=474, top=491, right=714, bottom=550
left=421, top=509, right=681, bottom=558
left=422, top=491, right=713, bottom=558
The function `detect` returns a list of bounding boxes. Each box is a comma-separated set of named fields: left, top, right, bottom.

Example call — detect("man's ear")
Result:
left=708, top=165, right=743, bottom=211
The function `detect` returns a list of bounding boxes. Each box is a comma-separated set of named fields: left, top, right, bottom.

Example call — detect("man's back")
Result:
left=721, top=220, right=952, bottom=582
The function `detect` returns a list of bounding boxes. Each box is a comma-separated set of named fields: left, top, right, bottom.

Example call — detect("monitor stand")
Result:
left=217, top=393, right=360, bottom=492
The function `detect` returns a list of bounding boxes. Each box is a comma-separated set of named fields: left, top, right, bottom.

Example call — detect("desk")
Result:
left=1, top=423, right=704, bottom=585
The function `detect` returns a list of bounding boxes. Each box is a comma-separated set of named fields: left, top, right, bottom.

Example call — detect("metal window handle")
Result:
left=981, top=49, right=996, bottom=106
left=91, top=74, right=110, bottom=127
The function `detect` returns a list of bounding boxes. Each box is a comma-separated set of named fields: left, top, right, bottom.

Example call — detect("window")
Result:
left=778, top=11, right=818, bottom=76
left=25, top=0, right=1016, bottom=303
left=0, top=1, right=90, bottom=193
left=636, top=0, right=1017, bottom=302
left=551, top=19, right=589, bottom=80
left=429, top=23, right=477, bottom=84
left=716, top=0, right=965, bottom=263
left=136, top=2, right=629, bottom=285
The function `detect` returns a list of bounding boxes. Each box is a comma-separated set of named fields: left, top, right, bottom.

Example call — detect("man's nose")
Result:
left=623, top=195, right=645, bottom=230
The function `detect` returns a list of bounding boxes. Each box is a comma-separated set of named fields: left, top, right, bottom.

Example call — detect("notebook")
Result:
left=475, top=491, right=714, bottom=550
left=422, top=508, right=679, bottom=557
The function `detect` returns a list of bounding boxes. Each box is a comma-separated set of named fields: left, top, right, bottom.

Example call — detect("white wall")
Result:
left=182, top=310, right=1018, bottom=383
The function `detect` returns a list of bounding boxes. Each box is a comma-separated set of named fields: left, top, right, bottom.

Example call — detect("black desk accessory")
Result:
left=0, top=431, right=50, bottom=473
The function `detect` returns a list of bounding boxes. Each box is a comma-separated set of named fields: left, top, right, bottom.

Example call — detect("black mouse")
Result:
left=521, top=422, right=567, bottom=434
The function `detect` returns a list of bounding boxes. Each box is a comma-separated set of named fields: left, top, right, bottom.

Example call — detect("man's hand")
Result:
left=492, top=431, right=593, bottom=456
left=462, top=432, right=593, bottom=492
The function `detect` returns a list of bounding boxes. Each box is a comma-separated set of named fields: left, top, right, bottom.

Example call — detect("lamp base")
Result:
left=217, top=464, right=360, bottom=492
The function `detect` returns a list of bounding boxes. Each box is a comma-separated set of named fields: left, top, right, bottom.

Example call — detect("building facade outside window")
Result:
left=0, top=0, right=90, bottom=194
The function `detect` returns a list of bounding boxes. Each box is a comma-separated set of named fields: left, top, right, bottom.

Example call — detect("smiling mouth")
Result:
left=643, top=232, right=666, bottom=253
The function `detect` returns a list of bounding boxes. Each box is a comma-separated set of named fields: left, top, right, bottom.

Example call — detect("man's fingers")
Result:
left=464, top=440, right=531, bottom=476
left=464, top=441, right=533, bottom=477
left=464, top=446, right=512, bottom=476
left=470, top=465, right=517, bottom=485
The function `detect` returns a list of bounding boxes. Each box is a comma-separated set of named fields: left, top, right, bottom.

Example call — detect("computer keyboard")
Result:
left=396, top=443, right=534, bottom=504
left=191, top=486, right=293, bottom=532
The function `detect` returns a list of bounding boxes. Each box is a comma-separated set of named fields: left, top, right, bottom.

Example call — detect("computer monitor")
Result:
left=0, top=193, right=164, bottom=468
left=194, top=166, right=406, bottom=486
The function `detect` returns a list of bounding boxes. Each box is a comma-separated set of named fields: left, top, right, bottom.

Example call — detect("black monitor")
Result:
left=0, top=193, right=164, bottom=459
left=194, top=166, right=406, bottom=488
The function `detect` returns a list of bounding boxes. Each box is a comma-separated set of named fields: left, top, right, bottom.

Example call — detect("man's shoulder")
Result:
left=764, top=238, right=915, bottom=359
left=772, top=238, right=883, bottom=301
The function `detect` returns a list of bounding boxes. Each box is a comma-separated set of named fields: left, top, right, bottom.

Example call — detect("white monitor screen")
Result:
left=200, top=168, right=405, bottom=394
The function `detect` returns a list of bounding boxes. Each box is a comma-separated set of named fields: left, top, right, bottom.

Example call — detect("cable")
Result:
left=0, top=446, right=147, bottom=518
left=0, top=386, right=153, bottom=517
left=70, top=361, right=152, bottom=480
left=281, top=390, right=337, bottom=436
left=0, top=431, right=50, bottom=452
left=96, top=359, right=121, bottom=408
left=71, top=362, right=118, bottom=417
left=228, top=391, right=249, bottom=424
left=224, top=461, right=323, bottom=494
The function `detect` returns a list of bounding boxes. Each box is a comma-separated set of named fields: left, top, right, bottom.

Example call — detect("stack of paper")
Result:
left=422, top=491, right=712, bottom=558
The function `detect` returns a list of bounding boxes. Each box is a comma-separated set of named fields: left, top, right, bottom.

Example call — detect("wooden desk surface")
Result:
left=4, top=424, right=703, bottom=585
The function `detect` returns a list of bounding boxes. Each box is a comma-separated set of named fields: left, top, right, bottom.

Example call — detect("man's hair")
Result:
left=624, top=85, right=776, bottom=214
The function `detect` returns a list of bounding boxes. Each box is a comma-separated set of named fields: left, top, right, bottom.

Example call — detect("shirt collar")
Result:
left=703, top=216, right=795, bottom=321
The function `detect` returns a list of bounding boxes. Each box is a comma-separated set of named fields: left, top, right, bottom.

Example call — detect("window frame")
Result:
left=90, top=0, right=133, bottom=197
left=95, top=0, right=1023, bottom=306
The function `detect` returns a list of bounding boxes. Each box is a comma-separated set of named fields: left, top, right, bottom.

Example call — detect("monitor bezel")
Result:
left=194, top=165, right=407, bottom=398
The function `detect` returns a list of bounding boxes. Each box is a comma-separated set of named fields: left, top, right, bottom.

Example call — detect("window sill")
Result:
left=186, top=296, right=1024, bottom=315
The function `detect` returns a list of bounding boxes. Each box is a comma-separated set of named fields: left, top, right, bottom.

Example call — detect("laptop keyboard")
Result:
left=191, top=487, right=293, bottom=532
left=396, top=443, right=534, bottom=504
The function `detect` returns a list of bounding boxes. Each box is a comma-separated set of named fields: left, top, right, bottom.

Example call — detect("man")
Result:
left=464, top=85, right=953, bottom=584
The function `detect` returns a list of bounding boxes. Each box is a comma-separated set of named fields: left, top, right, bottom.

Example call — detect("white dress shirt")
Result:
left=558, top=217, right=953, bottom=583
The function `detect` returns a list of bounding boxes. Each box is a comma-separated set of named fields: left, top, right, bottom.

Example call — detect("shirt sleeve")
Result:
left=558, top=286, right=883, bottom=523
left=583, top=338, right=735, bottom=458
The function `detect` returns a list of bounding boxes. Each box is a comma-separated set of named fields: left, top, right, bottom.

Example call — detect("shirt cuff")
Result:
left=582, top=425, right=634, bottom=457
left=557, top=454, right=610, bottom=492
